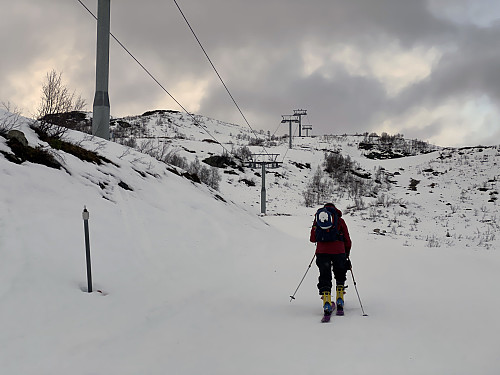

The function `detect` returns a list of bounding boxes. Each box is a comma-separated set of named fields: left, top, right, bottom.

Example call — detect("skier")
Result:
left=310, top=203, right=352, bottom=319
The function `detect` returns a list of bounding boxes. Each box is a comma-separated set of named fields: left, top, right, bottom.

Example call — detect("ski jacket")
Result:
left=310, top=206, right=352, bottom=256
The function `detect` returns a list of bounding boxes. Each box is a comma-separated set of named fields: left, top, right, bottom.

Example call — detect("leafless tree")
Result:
left=33, top=69, right=86, bottom=138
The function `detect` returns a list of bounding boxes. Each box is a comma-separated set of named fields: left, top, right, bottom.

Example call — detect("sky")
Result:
left=2, top=0, right=500, bottom=147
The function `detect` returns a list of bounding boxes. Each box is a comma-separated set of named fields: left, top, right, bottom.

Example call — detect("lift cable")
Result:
left=173, top=0, right=271, bottom=158
left=75, top=0, right=234, bottom=157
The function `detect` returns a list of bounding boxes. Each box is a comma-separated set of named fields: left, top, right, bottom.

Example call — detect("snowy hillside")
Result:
left=1, top=109, right=500, bottom=374
left=110, top=109, right=499, bottom=249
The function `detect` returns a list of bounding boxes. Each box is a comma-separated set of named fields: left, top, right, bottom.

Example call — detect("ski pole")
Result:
left=349, top=264, right=368, bottom=316
left=290, top=254, right=316, bottom=302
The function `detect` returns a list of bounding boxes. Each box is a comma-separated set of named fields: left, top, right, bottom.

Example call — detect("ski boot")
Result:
left=321, top=291, right=334, bottom=322
left=336, top=285, right=345, bottom=316
left=322, top=291, right=333, bottom=316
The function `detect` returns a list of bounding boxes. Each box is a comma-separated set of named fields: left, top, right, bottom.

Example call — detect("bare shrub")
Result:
left=303, top=166, right=333, bottom=207
left=33, top=69, right=87, bottom=139
left=0, top=102, right=22, bottom=135
left=233, top=145, right=252, bottom=162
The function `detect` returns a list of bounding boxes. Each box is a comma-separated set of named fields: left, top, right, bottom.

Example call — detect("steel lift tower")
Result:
left=293, top=109, right=307, bottom=137
left=302, top=125, right=313, bottom=136
left=281, top=115, right=299, bottom=149
left=247, top=154, right=281, bottom=215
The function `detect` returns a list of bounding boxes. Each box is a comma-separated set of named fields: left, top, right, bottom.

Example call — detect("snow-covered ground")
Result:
left=1, top=110, right=499, bottom=374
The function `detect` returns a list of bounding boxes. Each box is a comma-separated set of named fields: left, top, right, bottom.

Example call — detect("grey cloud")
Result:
left=198, top=55, right=389, bottom=136
left=2, top=0, right=500, bottom=146
left=393, top=23, right=500, bottom=112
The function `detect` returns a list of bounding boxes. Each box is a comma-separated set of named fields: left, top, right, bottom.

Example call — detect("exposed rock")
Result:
left=7, top=130, right=28, bottom=147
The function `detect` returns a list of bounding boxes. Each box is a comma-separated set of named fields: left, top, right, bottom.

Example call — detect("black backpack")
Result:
left=315, top=206, right=343, bottom=242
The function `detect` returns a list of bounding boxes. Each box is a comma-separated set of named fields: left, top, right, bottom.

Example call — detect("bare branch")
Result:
left=33, top=69, right=87, bottom=139
left=0, top=102, right=22, bottom=134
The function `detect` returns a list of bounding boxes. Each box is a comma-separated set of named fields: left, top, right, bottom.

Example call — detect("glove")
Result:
left=345, top=258, right=352, bottom=270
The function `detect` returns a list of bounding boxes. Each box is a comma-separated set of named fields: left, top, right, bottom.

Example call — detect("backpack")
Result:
left=315, top=206, right=343, bottom=242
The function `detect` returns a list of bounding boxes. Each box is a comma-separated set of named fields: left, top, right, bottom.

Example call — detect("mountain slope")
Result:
left=109, top=109, right=500, bottom=249
left=1, top=110, right=499, bottom=374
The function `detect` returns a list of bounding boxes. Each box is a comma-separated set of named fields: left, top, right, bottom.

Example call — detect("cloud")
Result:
left=1, top=0, right=500, bottom=146
left=377, top=98, right=499, bottom=147
left=381, top=22, right=500, bottom=145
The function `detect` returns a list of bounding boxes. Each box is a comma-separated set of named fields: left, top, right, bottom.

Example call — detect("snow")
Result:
left=1, top=109, right=500, bottom=374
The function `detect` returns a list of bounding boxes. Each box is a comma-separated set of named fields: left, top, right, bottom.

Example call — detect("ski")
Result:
left=321, top=313, right=331, bottom=323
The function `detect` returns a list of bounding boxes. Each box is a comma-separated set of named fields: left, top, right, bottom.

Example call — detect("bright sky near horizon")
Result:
left=2, top=0, right=500, bottom=147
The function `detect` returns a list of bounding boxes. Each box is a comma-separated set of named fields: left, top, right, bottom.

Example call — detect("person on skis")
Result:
left=310, top=203, right=352, bottom=317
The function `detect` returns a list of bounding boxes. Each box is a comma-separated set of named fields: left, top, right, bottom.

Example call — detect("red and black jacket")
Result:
left=310, top=206, right=352, bottom=255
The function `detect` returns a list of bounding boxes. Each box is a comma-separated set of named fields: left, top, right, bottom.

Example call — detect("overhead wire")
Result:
left=74, top=0, right=234, bottom=157
left=172, top=0, right=271, bottom=158
left=270, top=121, right=282, bottom=139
